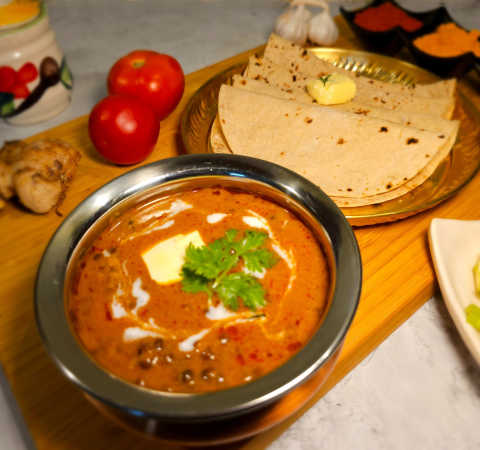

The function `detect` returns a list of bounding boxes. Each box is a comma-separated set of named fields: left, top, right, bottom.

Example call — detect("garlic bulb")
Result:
left=308, top=9, right=339, bottom=45
left=274, top=4, right=312, bottom=46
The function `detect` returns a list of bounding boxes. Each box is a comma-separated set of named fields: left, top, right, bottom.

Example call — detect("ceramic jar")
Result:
left=0, top=1, right=73, bottom=125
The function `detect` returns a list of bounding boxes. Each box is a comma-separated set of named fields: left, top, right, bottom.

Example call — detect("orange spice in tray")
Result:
left=413, top=22, right=480, bottom=58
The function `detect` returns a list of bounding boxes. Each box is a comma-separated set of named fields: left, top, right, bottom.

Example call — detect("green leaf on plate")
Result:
left=466, top=304, right=480, bottom=331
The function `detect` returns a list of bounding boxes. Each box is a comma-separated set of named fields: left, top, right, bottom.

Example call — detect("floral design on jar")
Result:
left=0, top=56, right=72, bottom=118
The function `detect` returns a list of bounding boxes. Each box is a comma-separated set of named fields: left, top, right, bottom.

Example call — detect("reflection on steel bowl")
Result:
left=35, top=154, right=361, bottom=445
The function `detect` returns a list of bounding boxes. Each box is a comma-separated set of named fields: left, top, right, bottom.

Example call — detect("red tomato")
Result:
left=17, top=62, right=38, bottom=84
left=107, top=50, right=184, bottom=120
left=88, top=95, right=160, bottom=165
left=0, top=66, right=16, bottom=92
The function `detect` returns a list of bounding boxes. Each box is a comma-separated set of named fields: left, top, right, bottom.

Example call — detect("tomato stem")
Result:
left=132, top=60, right=145, bottom=69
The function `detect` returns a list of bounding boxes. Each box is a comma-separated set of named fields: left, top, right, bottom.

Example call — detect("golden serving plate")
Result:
left=180, top=48, right=480, bottom=226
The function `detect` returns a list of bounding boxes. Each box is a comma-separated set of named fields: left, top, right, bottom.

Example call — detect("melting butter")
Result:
left=306, top=73, right=356, bottom=105
left=141, top=231, right=205, bottom=284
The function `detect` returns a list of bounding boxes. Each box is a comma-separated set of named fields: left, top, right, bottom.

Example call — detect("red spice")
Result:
left=236, top=354, right=246, bottom=366
left=354, top=2, right=423, bottom=32
left=225, top=325, right=241, bottom=341
left=287, top=341, right=302, bottom=352
left=249, top=351, right=264, bottom=362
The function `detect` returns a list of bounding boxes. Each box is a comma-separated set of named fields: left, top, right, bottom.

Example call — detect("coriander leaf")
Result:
left=234, top=230, right=268, bottom=254
left=319, top=74, right=332, bottom=86
left=182, top=241, right=234, bottom=280
left=216, top=277, right=240, bottom=311
left=208, top=234, right=239, bottom=271
left=181, top=268, right=210, bottom=295
left=243, top=248, right=277, bottom=273
left=216, top=272, right=266, bottom=311
left=181, top=229, right=276, bottom=311
left=182, top=244, right=217, bottom=279
left=240, top=281, right=266, bottom=311
left=225, top=229, right=238, bottom=242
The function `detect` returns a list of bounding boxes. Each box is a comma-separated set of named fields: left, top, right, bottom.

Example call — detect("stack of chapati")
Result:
left=211, top=34, right=459, bottom=207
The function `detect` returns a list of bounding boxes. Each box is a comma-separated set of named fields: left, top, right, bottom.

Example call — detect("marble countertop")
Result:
left=1, top=1, right=480, bottom=449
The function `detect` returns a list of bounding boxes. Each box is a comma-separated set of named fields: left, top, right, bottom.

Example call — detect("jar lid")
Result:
left=0, top=0, right=42, bottom=31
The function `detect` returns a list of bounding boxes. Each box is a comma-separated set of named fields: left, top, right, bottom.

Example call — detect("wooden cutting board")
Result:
left=1, top=18, right=480, bottom=450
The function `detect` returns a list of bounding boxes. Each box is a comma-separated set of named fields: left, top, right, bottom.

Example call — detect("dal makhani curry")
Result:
left=68, top=187, right=331, bottom=393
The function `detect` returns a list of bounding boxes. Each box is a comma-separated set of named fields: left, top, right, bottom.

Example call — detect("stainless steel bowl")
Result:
left=35, top=154, right=361, bottom=444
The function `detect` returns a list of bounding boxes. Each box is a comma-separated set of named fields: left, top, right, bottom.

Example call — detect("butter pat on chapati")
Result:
left=306, top=73, right=356, bottom=105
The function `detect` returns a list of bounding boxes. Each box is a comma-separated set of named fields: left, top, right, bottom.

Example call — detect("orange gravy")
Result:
left=68, top=187, right=330, bottom=393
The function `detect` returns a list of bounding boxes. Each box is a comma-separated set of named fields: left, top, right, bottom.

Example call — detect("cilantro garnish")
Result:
left=181, top=229, right=277, bottom=311
left=319, top=74, right=332, bottom=86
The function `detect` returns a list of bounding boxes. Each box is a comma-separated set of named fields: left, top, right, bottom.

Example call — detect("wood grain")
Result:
left=0, top=17, right=479, bottom=449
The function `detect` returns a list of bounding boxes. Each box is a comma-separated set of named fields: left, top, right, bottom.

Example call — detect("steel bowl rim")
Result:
left=35, top=153, right=362, bottom=422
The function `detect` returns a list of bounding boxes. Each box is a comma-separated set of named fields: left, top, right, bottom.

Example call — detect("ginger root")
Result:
left=0, top=139, right=81, bottom=214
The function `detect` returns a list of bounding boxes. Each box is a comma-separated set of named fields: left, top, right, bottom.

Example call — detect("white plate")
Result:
left=429, top=218, right=480, bottom=365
